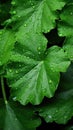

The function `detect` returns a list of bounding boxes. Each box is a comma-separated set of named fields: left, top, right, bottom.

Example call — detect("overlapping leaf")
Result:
left=58, top=2, right=73, bottom=37
left=0, top=99, right=41, bottom=130
left=8, top=0, right=65, bottom=34
left=63, top=37, right=73, bottom=61
left=5, top=32, right=70, bottom=105
left=0, top=29, right=15, bottom=66
left=36, top=64, right=73, bottom=124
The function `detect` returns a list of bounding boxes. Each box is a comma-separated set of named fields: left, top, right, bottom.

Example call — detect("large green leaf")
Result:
left=58, top=2, right=73, bottom=37
left=6, top=0, right=65, bottom=34
left=0, top=29, right=15, bottom=66
left=5, top=33, right=70, bottom=105
left=36, top=63, right=73, bottom=124
left=0, top=99, right=41, bottom=130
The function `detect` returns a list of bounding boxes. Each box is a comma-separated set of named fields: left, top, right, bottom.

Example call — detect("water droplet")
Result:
left=55, top=109, right=58, bottom=113
left=9, top=69, right=12, bottom=73
left=0, top=31, right=2, bottom=35
left=49, top=80, right=52, bottom=83
left=24, top=23, right=27, bottom=27
left=12, top=10, right=16, bottom=14
left=11, top=1, right=16, bottom=5
left=32, top=6, right=35, bottom=9
left=51, top=67, right=54, bottom=71
left=48, top=115, right=52, bottom=119
left=31, top=2, right=34, bottom=6
left=59, top=33, right=62, bottom=36
left=15, top=118, right=17, bottom=121
left=27, top=56, right=30, bottom=59
left=5, top=100, right=8, bottom=104
left=30, top=0, right=32, bottom=2
left=71, top=55, right=73, bottom=58
left=38, top=52, right=41, bottom=55
left=70, top=12, right=73, bottom=15
left=13, top=97, right=17, bottom=101
left=64, top=115, right=67, bottom=119
left=19, top=64, right=22, bottom=67
left=18, top=15, right=21, bottom=18
left=15, top=70, right=18, bottom=74
left=47, top=29, right=50, bottom=32
left=37, top=47, right=41, bottom=51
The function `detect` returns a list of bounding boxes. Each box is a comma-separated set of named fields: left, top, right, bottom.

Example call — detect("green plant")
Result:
left=0, top=0, right=73, bottom=130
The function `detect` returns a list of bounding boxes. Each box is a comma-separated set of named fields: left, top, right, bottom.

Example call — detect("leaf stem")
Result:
left=1, top=76, right=8, bottom=105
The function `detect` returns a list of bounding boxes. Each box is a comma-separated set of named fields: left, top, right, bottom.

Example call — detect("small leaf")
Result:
left=0, top=99, right=41, bottom=130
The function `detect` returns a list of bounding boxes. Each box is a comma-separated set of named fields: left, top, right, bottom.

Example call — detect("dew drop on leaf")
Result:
left=70, top=12, right=73, bottom=15
left=38, top=52, right=41, bottom=55
left=12, top=11, right=16, bottom=14
left=15, top=70, right=18, bottom=74
left=59, top=33, right=63, bottom=36
left=70, top=55, right=73, bottom=58
left=13, top=97, right=17, bottom=101
left=19, top=64, right=22, bottom=67
left=11, top=1, right=16, bottom=5
left=55, top=110, right=58, bottom=113
left=32, top=6, right=35, bottom=9
left=48, top=115, right=52, bottom=119
left=49, top=80, right=52, bottom=83
left=27, top=56, right=30, bottom=59
left=0, top=31, right=2, bottom=35
left=15, top=118, right=17, bottom=121
left=24, top=24, right=27, bottom=27
left=31, top=2, right=34, bottom=6
left=37, top=47, right=41, bottom=51
left=9, top=69, right=12, bottom=73
left=18, top=15, right=21, bottom=18
left=64, top=115, right=67, bottom=119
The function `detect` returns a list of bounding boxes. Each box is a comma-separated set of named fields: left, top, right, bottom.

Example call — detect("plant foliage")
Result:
left=0, top=0, right=73, bottom=130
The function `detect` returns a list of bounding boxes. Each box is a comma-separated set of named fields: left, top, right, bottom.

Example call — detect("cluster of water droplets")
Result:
left=11, top=0, right=35, bottom=19
left=30, top=0, right=35, bottom=9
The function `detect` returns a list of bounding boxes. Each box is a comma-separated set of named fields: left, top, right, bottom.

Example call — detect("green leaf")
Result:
left=8, top=0, right=65, bottom=33
left=56, top=63, right=73, bottom=97
left=0, top=99, right=41, bottom=130
left=58, top=3, right=73, bottom=37
left=36, top=64, right=73, bottom=124
left=38, top=97, right=73, bottom=124
left=5, top=33, right=70, bottom=105
left=0, top=29, right=15, bottom=66
left=63, top=37, right=73, bottom=61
